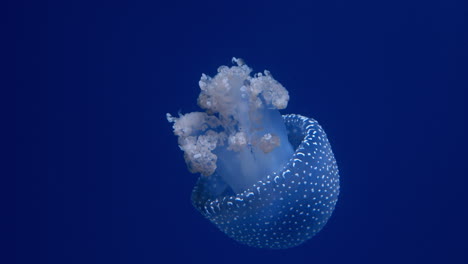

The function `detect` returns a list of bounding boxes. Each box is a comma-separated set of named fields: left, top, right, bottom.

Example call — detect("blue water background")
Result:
left=8, top=0, right=467, bottom=263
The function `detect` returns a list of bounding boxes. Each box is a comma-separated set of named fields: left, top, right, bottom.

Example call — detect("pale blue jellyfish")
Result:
left=167, top=58, right=340, bottom=249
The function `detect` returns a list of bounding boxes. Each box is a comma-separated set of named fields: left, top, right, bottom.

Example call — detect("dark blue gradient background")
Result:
left=7, top=0, right=467, bottom=263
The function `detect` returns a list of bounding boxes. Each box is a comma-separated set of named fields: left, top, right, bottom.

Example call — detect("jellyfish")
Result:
left=167, top=58, right=340, bottom=249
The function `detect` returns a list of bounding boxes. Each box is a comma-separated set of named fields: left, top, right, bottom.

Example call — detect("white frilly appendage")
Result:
left=167, top=58, right=294, bottom=193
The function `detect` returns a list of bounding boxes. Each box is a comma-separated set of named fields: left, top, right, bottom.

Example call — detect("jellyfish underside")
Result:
left=168, top=59, right=294, bottom=194
left=167, top=59, right=340, bottom=249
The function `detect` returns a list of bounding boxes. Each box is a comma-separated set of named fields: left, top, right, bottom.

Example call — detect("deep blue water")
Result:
left=7, top=0, right=467, bottom=263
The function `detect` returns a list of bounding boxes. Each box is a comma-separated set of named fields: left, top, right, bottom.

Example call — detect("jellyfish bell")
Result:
left=167, top=58, right=340, bottom=249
